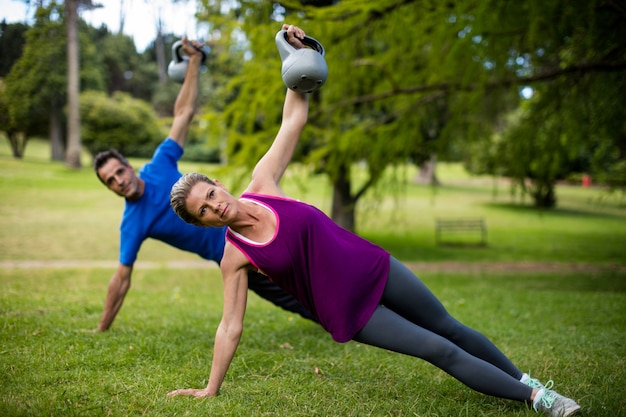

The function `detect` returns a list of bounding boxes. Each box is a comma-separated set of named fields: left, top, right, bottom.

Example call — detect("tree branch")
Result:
left=353, top=175, right=377, bottom=202
left=498, top=60, right=626, bottom=87
left=311, top=60, right=626, bottom=117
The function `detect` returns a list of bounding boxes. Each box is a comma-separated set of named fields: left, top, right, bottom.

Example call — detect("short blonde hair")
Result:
left=170, top=172, right=215, bottom=226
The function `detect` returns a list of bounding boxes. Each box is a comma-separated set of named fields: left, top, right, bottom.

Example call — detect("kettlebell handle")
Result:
left=172, top=40, right=210, bottom=64
left=168, top=40, right=210, bottom=83
left=275, top=30, right=325, bottom=62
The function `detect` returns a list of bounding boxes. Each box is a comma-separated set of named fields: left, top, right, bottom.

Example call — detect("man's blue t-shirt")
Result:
left=119, top=138, right=225, bottom=266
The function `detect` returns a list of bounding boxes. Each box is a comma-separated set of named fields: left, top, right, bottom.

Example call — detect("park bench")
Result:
left=435, top=217, right=487, bottom=246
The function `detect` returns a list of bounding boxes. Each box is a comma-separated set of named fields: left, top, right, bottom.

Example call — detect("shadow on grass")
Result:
left=475, top=270, right=626, bottom=293
left=484, top=201, right=626, bottom=220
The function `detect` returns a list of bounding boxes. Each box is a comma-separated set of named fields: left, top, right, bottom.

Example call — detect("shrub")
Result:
left=80, top=90, right=165, bottom=157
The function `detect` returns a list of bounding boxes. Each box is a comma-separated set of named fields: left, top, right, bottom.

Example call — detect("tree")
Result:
left=66, top=0, right=104, bottom=168
left=0, top=20, right=29, bottom=77
left=0, top=79, right=27, bottom=158
left=66, top=0, right=81, bottom=168
left=197, top=1, right=450, bottom=231
left=459, top=0, right=626, bottom=207
left=4, top=4, right=67, bottom=159
left=84, top=24, right=160, bottom=103
left=197, top=0, right=625, bottom=230
left=3, top=3, right=104, bottom=160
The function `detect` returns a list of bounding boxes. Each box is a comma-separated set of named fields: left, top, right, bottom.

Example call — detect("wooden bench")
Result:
left=435, top=217, right=487, bottom=246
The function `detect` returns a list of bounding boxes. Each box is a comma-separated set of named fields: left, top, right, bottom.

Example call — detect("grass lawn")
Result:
left=1, top=139, right=625, bottom=416
left=2, top=267, right=624, bottom=416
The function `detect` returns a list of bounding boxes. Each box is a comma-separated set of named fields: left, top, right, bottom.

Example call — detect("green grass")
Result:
left=2, top=268, right=625, bottom=416
left=1, top=139, right=625, bottom=416
left=1, top=140, right=624, bottom=264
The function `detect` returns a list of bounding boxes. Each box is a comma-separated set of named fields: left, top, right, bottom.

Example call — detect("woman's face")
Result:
left=185, top=180, right=237, bottom=227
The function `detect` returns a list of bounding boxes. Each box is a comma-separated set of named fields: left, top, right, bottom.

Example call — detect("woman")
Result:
left=167, top=24, right=580, bottom=417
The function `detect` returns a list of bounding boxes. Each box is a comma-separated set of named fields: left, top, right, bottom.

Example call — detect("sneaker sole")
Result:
left=563, top=405, right=582, bottom=417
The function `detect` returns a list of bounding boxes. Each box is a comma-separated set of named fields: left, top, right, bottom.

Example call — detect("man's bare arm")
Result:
left=97, top=263, right=133, bottom=331
left=168, top=37, right=205, bottom=147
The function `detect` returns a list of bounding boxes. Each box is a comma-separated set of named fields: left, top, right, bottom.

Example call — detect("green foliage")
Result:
left=3, top=0, right=622, bottom=216
left=150, top=80, right=183, bottom=116
left=459, top=0, right=626, bottom=206
left=2, top=140, right=625, bottom=264
left=0, top=5, right=163, bottom=159
left=0, top=20, right=28, bottom=77
left=95, top=31, right=160, bottom=102
left=2, top=2, right=106, bottom=159
left=192, top=0, right=625, bottom=223
left=0, top=80, right=9, bottom=133
left=180, top=143, right=221, bottom=163
left=80, top=91, right=164, bottom=157
left=180, top=120, right=222, bottom=163
left=601, top=160, right=626, bottom=191
left=4, top=4, right=67, bottom=133
left=0, top=79, right=27, bottom=157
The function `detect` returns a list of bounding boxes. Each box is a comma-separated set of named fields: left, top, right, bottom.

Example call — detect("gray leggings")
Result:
left=353, top=257, right=533, bottom=402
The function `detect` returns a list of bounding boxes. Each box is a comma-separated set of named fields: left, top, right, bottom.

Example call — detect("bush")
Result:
left=180, top=143, right=221, bottom=163
left=80, top=90, right=164, bottom=157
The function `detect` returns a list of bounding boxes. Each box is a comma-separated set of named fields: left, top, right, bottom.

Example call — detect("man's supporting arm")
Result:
left=97, top=263, right=133, bottom=331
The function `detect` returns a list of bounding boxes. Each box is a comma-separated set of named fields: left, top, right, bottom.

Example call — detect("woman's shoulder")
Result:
left=221, top=241, right=251, bottom=271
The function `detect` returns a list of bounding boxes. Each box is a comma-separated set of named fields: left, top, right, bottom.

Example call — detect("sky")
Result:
left=0, top=0, right=201, bottom=51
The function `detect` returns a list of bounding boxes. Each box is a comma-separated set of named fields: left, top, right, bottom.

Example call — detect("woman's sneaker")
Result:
left=521, top=372, right=553, bottom=390
left=533, top=388, right=581, bottom=417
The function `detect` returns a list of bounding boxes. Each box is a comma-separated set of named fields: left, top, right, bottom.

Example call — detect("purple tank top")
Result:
left=226, top=193, right=389, bottom=343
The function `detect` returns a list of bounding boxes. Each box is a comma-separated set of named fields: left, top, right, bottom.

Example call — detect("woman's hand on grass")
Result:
left=79, top=328, right=98, bottom=333
left=167, top=387, right=215, bottom=398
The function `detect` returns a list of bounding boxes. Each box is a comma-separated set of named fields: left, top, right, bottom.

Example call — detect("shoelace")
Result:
left=524, top=372, right=554, bottom=390
left=534, top=389, right=558, bottom=412
left=527, top=376, right=554, bottom=390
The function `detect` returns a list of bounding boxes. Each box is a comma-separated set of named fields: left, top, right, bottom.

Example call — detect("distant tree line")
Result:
left=0, top=3, right=215, bottom=163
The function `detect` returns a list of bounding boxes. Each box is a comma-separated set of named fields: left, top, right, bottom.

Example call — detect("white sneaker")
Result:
left=521, top=372, right=553, bottom=390
left=533, top=388, right=581, bottom=417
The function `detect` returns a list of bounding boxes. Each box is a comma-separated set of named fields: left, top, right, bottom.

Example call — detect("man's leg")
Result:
left=246, top=270, right=316, bottom=322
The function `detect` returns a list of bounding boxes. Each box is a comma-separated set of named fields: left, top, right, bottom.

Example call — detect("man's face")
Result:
left=97, top=158, right=142, bottom=200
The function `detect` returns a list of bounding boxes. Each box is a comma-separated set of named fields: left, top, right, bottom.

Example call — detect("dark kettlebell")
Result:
left=167, top=40, right=210, bottom=83
left=275, top=30, right=327, bottom=93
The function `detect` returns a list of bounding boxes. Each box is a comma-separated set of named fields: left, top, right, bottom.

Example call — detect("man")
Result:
left=93, top=37, right=313, bottom=331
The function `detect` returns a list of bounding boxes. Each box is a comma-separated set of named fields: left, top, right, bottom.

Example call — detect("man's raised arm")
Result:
left=168, top=37, right=205, bottom=147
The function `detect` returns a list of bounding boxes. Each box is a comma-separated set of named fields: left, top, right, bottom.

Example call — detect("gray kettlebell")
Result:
left=275, top=30, right=327, bottom=93
left=167, top=40, right=210, bottom=83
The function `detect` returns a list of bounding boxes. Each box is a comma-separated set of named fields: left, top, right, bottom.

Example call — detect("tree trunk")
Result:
left=50, top=107, right=64, bottom=161
left=8, top=130, right=26, bottom=158
left=118, top=0, right=126, bottom=34
left=530, top=180, right=557, bottom=208
left=155, top=15, right=167, bottom=84
left=331, top=163, right=357, bottom=233
left=415, top=153, right=440, bottom=185
left=64, top=0, right=82, bottom=168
